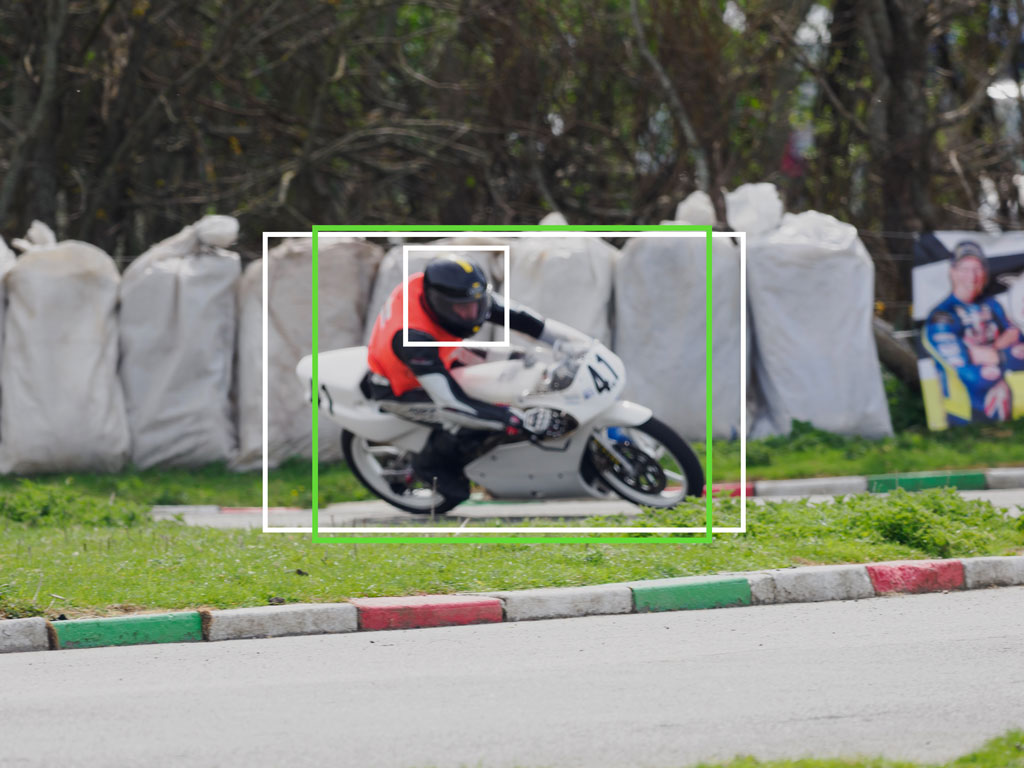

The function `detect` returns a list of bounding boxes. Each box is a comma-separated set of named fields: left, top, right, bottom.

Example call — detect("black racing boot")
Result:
left=412, top=429, right=471, bottom=506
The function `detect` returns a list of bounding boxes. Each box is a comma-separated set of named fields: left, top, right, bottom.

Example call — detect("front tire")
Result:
left=582, top=417, right=704, bottom=507
left=342, top=430, right=460, bottom=515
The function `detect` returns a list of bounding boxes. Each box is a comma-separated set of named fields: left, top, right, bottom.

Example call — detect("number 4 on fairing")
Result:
left=588, top=353, right=619, bottom=393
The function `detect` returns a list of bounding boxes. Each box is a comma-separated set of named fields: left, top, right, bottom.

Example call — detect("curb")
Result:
left=52, top=612, right=203, bottom=650
left=350, top=595, right=504, bottom=631
left=0, top=617, right=50, bottom=654
left=730, top=467, right=1021, bottom=498
left=203, top=603, right=358, bottom=642
left=3, top=554, right=1023, bottom=655
left=477, top=584, right=633, bottom=621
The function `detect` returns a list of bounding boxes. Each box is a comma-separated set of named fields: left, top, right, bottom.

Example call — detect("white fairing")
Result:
left=296, top=347, right=431, bottom=453
left=450, top=359, right=544, bottom=404
left=296, top=339, right=660, bottom=499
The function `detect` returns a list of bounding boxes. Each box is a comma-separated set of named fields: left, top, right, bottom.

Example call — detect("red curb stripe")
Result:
left=350, top=595, right=504, bottom=631
left=701, top=483, right=754, bottom=498
left=866, top=560, right=965, bottom=595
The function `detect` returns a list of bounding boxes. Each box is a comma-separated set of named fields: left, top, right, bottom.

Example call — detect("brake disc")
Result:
left=591, top=439, right=666, bottom=493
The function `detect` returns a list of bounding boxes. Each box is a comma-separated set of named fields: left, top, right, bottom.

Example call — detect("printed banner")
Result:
left=912, top=232, right=1024, bottom=429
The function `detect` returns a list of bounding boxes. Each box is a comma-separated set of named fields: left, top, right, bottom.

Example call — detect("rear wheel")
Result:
left=342, top=430, right=460, bottom=515
left=582, top=417, right=703, bottom=507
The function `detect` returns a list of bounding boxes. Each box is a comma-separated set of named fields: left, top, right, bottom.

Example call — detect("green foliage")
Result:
left=704, top=417, right=1024, bottom=484
left=0, top=458, right=373, bottom=509
left=0, top=591, right=46, bottom=619
left=0, top=481, right=146, bottom=527
left=835, top=489, right=1010, bottom=559
left=884, top=371, right=927, bottom=432
left=618, top=488, right=1021, bottom=559
left=689, top=730, right=1024, bottom=766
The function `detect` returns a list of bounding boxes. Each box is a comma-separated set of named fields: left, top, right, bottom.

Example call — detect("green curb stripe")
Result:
left=632, top=578, right=751, bottom=612
left=867, top=470, right=988, bottom=493
left=54, top=612, right=203, bottom=650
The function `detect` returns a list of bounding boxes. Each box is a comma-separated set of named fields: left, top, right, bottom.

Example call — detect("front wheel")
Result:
left=582, top=417, right=703, bottom=507
left=342, top=430, right=460, bottom=515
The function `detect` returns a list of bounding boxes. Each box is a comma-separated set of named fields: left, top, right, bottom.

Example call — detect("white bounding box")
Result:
left=261, top=230, right=746, bottom=535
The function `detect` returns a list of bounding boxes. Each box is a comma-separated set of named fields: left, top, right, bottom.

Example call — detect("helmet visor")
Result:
left=426, top=287, right=490, bottom=335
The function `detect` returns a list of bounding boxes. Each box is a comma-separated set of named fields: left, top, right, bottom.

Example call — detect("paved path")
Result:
left=2, top=588, right=1022, bottom=767
left=150, top=488, right=1024, bottom=528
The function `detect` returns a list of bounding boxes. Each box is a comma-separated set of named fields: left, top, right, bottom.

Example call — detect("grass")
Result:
left=702, top=417, right=1024, bottom=484
left=2, top=485, right=1020, bottom=618
left=0, top=416, right=1020, bottom=510
left=0, top=365, right=1016, bottom=506
left=0, top=457, right=373, bottom=509
left=686, top=730, right=1024, bottom=767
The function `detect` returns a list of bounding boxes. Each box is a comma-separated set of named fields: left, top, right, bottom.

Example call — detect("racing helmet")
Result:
left=422, top=258, right=493, bottom=337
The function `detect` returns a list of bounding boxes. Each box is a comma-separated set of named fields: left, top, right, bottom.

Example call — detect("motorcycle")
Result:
left=295, top=339, right=704, bottom=514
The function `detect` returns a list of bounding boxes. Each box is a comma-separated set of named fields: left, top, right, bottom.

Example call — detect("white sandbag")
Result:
left=674, top=190, right=716, bottom=226
left=507, top=235, right=619, bottom=346
left=362, top=238, right=508, bottom=345
left=234, top=259, right=264, bottom=470
left=0, top=241, right=129, bottom=473
left=747, top=211, right=892, bottom=438
left=11, top=220, right=57, bottom=253
left=615, top=234, right=746, bottom=441
left=539, top=211, right=568, bottom=225
left=0, top=238, right=15, bottom=442
left=119, top=218, right=241, bottom=468
left=726, top=183, right=784, bottom=236
left=0, top=237, right=15, bottom=366
left=193, top=215, right=239, bottom=248
left=235, top=237, right=384, bottom=469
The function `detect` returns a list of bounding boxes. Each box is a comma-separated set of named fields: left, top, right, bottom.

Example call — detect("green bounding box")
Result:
left=632, top=577, right=751, bottom=612
left=867, top=470, right=987, bottom=493
left=55, top=612, right=203, bottom=650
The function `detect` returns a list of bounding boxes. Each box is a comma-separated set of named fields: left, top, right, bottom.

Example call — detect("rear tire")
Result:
left=582, top=417, right=704, bottom=507
left=342, top=430, right=460, bottom=515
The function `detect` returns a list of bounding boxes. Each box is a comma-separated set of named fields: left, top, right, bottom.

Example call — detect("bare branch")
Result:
left=933, top=6, right=1024, bottom=129
left=628, top=0, right=710, bottom=192
left=0, top=0, right=68, bottom=224
left=769, top=13, right=871, bottom=138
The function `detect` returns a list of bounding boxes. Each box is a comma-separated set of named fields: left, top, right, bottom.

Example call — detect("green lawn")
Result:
left=0, top=418, right=1021, bottom=509
left=0, top=457, right=373, bottom=509
left=684, top=730, right=1024, bottom=767
left=2, top=487, right=1020, bottom=618
left=705, top=418, right=1024, bottom=484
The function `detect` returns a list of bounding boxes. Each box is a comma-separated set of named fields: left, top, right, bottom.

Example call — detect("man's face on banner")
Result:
left=950, top=256, right=987, bottom=303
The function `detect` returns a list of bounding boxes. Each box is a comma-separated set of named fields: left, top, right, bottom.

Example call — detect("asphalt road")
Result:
left=3, top=588, right=1023, bottom=767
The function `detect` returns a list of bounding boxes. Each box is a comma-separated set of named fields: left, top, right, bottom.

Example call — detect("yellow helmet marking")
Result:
left=455, top=259, right=474, bottom=273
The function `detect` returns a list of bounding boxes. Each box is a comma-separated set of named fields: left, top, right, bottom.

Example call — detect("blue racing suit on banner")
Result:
left=924, top=294, right=1024, bottom=424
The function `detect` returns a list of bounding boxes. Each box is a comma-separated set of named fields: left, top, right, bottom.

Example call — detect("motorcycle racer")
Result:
left=923, top=241, right=1024, bottom=425
left=364, top=256, right=589, bottom=505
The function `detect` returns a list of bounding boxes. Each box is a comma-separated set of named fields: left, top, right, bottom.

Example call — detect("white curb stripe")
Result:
left=984, top=468, right=1024, bottom=490
left=204, top=603, right=358, bottom=641
left=754, top=476, right=869, bottom=497
left=961, top=556, right=1024, bottom=589
left=748, top=564, right=875, bottom=604
left=480, top=585, right=633, bottom=621
left=0, top=617, right=50, bottom=653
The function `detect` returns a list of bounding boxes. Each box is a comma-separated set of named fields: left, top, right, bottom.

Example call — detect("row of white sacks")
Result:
left=0, top=185, right=891, bottom=473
